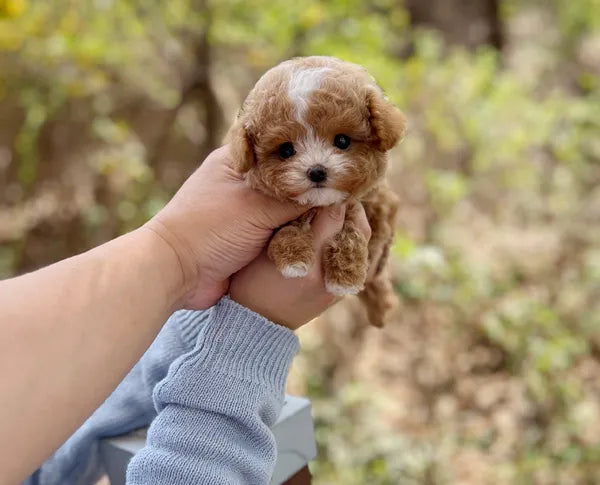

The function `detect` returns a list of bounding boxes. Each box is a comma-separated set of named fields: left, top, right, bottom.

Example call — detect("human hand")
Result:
left=144, top=146, right=306, bottom=309
left=229, top=204, right=372, bottom=330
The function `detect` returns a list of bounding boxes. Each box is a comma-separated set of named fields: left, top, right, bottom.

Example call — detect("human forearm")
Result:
left=0, top=228, right=184, bottom=483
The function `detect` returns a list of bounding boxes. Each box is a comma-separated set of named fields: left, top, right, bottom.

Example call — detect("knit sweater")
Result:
left=24, top=296, right=300, bottom=485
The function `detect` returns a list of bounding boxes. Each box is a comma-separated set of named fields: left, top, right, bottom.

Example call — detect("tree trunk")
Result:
left=405, top=0, right=504, bottom=50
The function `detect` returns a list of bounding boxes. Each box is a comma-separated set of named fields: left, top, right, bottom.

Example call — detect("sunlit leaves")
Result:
left=0, top=0, right=26, bottom=18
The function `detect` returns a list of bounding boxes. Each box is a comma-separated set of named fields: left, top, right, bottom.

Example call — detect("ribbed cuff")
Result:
left=186, top=296, right=299, bottom=391
left=173, top=309, right=211, bottom=350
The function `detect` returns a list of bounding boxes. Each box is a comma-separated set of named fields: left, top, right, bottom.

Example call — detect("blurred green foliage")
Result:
left=2, top=0, right=600, bottom=483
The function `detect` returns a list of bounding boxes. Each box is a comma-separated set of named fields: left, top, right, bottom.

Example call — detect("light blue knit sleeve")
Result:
left=23, top=310, right=210, bottom=485
left=126, top=296, right=300, bottom=485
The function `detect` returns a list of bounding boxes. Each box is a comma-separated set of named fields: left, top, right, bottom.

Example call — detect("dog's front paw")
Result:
left=280, top=262, right=310, bottom=278
left=323, top=224, right=369, bottom=295
left=325, top=281, right=364, bottom=296
left=268, top=225, right=315, bottom=278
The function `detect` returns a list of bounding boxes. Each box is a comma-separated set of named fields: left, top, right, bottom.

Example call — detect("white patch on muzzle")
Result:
left=294, top=187, right=347, bottom=206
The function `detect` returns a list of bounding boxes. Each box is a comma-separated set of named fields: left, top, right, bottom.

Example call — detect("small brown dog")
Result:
left=228, top=56, right=405, bottom=327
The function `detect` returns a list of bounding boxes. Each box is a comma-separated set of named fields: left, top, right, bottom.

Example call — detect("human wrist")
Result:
left=132, top=225, right=192, bottom=311
left=229, top=289, right=297, bottom=330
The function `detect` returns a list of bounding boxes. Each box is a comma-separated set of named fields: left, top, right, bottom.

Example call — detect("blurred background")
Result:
left=2, top=0, right=600, bottom=483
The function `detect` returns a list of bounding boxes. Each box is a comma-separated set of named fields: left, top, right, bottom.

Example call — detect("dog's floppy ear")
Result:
left=367, top=88, right=406, bottom=151
left=227, top=119, right=256, bottom=174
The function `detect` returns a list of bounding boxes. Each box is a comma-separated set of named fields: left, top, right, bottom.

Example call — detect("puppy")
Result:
left=228, top=56, right=405, bottom=327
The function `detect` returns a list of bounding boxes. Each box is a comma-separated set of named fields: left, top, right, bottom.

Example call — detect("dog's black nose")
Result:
left=308, top=165, right=327, bottom=183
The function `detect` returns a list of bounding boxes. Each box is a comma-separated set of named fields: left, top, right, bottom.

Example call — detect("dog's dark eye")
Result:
left=278, top=142, right=295, bottom=159
left=334, top=134, right=351, bottom=150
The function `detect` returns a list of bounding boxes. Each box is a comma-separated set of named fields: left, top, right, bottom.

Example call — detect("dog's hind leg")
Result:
left=359, top=270, right=397, bottom=328
left=358, top=183, right=400, bottom=327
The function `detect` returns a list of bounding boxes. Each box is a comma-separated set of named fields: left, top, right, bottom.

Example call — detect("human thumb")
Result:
left=259, top=197, right=311, bottom=229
